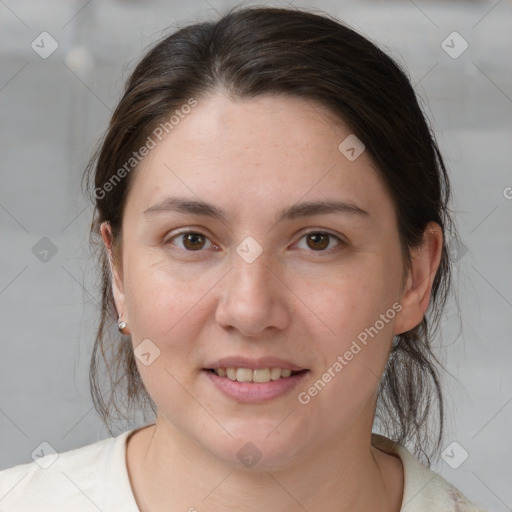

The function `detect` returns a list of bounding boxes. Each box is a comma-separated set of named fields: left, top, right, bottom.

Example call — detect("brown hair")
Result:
left=82, top=5, right=461, bottom=464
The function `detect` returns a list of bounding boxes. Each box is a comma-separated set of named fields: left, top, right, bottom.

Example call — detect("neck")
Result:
left=127, top=417, right=403, bottom=512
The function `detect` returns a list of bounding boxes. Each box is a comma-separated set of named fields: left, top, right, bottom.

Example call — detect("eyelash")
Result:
left=164, top=229, right=345, bottom=255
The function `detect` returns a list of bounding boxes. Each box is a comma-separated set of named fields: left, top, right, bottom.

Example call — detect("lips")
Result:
left=204, top=356, right=306, bottom=372
left=202, top=356, right=309, bottom=402
left=208, top=367, right=307, bottom=383
left=204, top=368, right=309, bottom=403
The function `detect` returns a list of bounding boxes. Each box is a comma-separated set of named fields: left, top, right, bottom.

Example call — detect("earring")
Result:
left=118, top=314, right=128, bottom=333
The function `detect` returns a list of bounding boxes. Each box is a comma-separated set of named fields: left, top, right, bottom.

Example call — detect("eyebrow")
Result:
left=143, top=197, right=370, bottom=223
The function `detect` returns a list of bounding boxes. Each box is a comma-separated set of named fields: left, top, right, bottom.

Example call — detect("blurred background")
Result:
left=0, top=0, right=511, bottom=509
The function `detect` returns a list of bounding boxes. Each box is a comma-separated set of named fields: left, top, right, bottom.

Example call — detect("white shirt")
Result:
left=0, top=430, right=487, bottom=511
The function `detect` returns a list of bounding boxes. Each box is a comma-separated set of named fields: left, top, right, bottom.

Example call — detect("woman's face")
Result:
left=104, top=92, right=420, bottom=469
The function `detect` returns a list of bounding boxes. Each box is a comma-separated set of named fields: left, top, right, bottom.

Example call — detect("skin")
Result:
left=101, top=92, right=443, bottom=511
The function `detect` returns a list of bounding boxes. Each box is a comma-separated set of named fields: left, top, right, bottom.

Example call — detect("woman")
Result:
left=0, top=6, right=487, bottom=511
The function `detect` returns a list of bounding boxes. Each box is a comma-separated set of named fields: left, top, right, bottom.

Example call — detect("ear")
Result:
left=100, top=221, right=127, bottom=322
left=393, top=221, right=444, bottom=335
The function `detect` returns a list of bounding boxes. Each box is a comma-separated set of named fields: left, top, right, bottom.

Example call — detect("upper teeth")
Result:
left=214, top=367, right=293, bottom=382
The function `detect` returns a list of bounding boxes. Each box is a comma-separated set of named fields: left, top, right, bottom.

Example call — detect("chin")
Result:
left=200, top=427, right=309, bottom=472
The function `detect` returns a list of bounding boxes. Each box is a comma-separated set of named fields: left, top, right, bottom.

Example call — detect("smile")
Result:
left=209, top=367, right=304, bottom=382
left=203, top=367, right=309, bottom=403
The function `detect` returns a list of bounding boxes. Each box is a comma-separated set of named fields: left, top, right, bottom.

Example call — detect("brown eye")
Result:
left=182, top=233, right=206, bottom=250
left=167, top=231, right=215, bottom=251
left=296, top=231, right=343, bottom=254
left=306, top=233, right=330, bottom=251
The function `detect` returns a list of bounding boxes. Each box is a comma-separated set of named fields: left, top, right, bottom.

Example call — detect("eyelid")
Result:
left=293, top=229, right=345, bottom=254
left=296, top=227, right=346, bottom=242
left=165, top=228, right=346, bottom=254
left=164, top=228, right=219, bottom=251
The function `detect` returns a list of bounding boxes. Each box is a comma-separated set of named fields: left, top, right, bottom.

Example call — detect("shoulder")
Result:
left=0, top=430, right=138, bottom=512
left=371, top=434, right=488, bottom=512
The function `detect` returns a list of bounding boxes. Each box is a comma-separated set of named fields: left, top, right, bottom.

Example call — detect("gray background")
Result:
left=1, top=0, right=511, bottom=510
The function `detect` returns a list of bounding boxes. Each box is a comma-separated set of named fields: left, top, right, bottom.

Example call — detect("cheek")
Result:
left=121, top=253, right=222, bottom=388
left=123, top=253, right=206, bottom=341
left=303, top=260, right=397, bottom=341
left=301, top=259, right=399, bottom=391
left=122, top=257, right=210, bottom=415
left=295, top=277, right=398, bottom=434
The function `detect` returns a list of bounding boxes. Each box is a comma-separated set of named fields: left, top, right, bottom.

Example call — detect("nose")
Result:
left=214, top=251, right=291, bottom=338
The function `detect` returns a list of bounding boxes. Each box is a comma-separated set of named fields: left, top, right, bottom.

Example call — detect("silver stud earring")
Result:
left=118, top=314, right=128, bottom=333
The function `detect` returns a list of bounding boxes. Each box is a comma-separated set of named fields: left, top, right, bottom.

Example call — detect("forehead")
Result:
left=125, top=92, right=393, bottom=223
